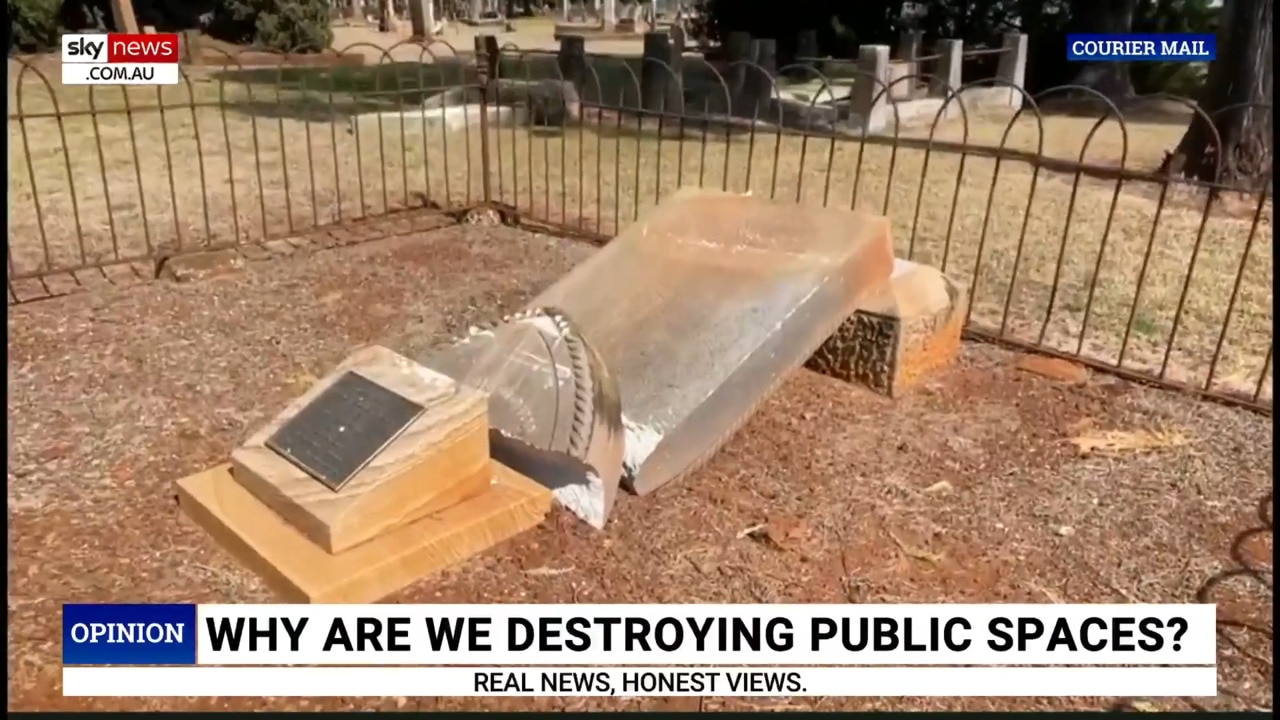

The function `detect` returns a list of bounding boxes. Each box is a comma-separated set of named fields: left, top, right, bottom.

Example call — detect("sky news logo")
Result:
left=63, top=603, right=197, bottom=665
left=1067, top=33, right=1217, bottom=62
left=61, top=33, right=181, bottom=86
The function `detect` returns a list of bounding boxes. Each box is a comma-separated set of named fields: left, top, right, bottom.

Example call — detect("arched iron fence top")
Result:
left=11, top=56, right=62, bottom=118
left=577, top=59, right=607, bottom=107
left=481, top=42, right=1262, bottom=193
left=637, top=54, right=686, bottom=111
left=5, top=39, right=1273, bottom=412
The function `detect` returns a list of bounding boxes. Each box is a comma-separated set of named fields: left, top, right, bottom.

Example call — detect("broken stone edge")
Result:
left=807, top=262, right=969, bottom=397
left=442, top=307, right=625, bottom=529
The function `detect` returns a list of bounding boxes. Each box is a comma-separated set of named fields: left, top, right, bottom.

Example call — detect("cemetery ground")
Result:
left=8, top=56, right=1272, bottom=402
left=7, top=221, right=1274, bottom=711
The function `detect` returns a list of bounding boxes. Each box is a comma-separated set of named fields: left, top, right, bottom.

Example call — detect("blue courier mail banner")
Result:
left=63, top=603, right=198, bottom=665
left=1065, top=33, right=1217, bottom=62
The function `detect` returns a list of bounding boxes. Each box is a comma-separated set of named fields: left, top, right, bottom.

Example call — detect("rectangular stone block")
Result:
left=807, top=259, right=968, bottom=397
left=230, top=346, right=492, bottom=554
left=176, top=461, right=552, bottom=603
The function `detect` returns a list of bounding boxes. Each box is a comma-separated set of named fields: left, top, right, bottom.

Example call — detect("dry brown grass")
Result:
left=7, top=63, right=1271, bottom=404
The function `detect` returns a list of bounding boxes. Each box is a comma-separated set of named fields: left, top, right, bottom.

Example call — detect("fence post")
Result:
left=996, top=32, right=1029, bottom=109
left=558, top=34, right=588, bottom=93
left=475, top=34, right=499, bottom=204
left=670, top=20, right=686, bottom=56
left=898, top=30, right=923, bottom=60
left=746, top=38, right=777, bottom=118
left=111, top=0, right=140, bottom=34
left=932, top=39, right=963, bottom=118
left=408, top=0, right=435, bottom=39
left=853, top=44, right=890, bottom=132
left=603, top=0, right=617, bottom=30
left=180, top=30, right=200, bottom=65
left=725, top=31, right=752, bottom=114
left=795, top=28, right=819, bottom=67
left=641, top=32, right=682, bottom=121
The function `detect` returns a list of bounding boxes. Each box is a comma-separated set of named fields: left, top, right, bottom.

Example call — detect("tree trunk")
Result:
left=1165, top=0, right=1273, bottom=189
left=1069, top=0, right=1139, bottom=98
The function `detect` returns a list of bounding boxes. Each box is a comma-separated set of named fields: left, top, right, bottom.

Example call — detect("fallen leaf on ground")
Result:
left=738, top=516, right=809, bottom=551
left=1070, top=428, right=1191, bottom=456
left=524, top=565, right=575, bottom=577
left=286, top=371, right=321, bottom=389
left=886, top=527, right=945, bottom=565
left=1015, top=354, right=1090, bottom=384
left=924, top=480, right=953, bottom=494
left=1066, top=416, right=1096, bottom=434
left=763, top=514, right=809, bottom=550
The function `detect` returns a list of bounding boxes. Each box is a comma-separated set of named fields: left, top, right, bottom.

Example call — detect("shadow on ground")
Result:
left=207, top=54, right=738, bottom=123
left=209, top=61, right=480, bottom=121
left=1190, top=491, right=1273, bottom=711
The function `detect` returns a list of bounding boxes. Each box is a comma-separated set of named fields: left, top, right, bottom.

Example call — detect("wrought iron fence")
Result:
left=6, top=40, right=1273, bottom=414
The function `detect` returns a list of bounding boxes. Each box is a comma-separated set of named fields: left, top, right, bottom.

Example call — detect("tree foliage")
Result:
left=9, top=0, right=331, bottom=55
left=9, top=0, right=69, bottom=52
left=692, top=0, right=1269, bottom=185
left=690, top=0, right=1221, bottom=94
left=205, top=0, right=333, bottom=53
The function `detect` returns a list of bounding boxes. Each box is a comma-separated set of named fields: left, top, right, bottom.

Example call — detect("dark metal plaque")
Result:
left=265, top=371, right=426, bottom=492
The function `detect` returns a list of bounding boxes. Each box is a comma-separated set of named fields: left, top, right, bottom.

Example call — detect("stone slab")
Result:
left=350, top=105, right=524, bottom=136
left=807, top=259, right=968, bottom=397
left=176, top=461, right=552, bottom=603
left=231, top=346, right=491, bottom=554
left=527, top=188, right=895, bottom=495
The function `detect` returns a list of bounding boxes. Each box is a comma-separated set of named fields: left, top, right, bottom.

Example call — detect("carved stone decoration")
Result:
left=421, top=308, right=625, bottom=529
left=808, top=259, right=969, bottom=397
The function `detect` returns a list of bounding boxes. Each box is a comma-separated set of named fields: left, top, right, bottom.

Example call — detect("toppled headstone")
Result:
left=807, top=259, right=968, bottom=397
left=526, top=188, right=895, bottom=495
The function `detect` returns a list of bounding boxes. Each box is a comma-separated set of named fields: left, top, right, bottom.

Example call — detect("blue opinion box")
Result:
left=63, top=604, right=197, bottom=665
left=1067, top=33, right=1217, bottom=62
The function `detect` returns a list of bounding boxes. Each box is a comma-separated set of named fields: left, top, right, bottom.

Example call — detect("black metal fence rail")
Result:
left=7, top=39, right=1273, bottom=413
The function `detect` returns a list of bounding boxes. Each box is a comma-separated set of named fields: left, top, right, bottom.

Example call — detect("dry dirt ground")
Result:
left=7, top=223, right=1273, bottom=712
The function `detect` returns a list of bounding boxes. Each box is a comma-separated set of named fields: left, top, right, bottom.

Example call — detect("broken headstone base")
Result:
left=808, top=259, right=969, bottom=397
left=176, top=461, right=551, bottom=603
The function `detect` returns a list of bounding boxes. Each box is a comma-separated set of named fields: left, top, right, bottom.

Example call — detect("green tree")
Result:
left=207, top=0, right=333, bottom=53
left=9, top=0, right=63, bottom=53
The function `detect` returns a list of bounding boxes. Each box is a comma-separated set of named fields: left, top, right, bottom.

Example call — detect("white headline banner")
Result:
left=63, top=666, right=1219, bottom=698
left=192, top=603, right=1216, bottom=666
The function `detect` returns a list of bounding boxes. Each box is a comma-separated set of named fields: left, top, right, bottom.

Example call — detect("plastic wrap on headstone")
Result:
left=419, top=308, right=624, bottom=529
left=526, top=188, right=895, bottom=495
